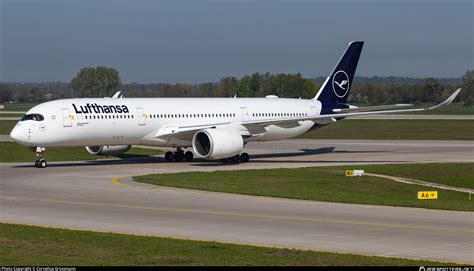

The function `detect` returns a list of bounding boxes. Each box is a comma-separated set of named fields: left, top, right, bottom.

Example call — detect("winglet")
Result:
left=428, top=88, right=462, bottom=110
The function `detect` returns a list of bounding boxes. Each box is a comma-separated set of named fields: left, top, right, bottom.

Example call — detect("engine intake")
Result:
left=192, top=128, right=243, bottom=160
left=85, top=145, right=131, bottom=156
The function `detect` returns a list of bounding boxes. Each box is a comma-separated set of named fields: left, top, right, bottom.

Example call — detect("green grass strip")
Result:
left=0, top=223, right=447, bottom=266
left=135, top=163, right=474, bottom=212
left=297, top=119, right=474, bottom=140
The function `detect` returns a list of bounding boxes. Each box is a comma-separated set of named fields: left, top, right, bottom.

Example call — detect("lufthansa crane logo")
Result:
left=332, top=70, right=350, bottom=98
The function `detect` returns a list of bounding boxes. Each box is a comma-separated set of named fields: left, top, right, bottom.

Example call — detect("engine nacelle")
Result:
left=85, top=145, right=131, bottom=156
left=192, top=128, right=243, bottom=160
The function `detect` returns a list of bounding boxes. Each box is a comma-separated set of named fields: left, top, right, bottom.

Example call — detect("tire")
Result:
left=165, top=151, right=174, bottom=162
left=184, top=151, right=194, bottom=161
left=240, top=152, right=250, bottom=163
left=34, top=160, right=40, bottom=168
left=227, top=155, right=240, bottom=164
left=39, top=160, right=47, bottom=168
left=174, top=151, right=185, bottom=162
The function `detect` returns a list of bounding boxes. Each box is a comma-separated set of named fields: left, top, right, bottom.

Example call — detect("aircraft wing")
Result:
left=241, top=88, right=462, bottom=128
left=332, top=103, right=413, bottom=113
left=154, top=122, right=235, bottom=140
left=155, top=88, right=461, bottom=138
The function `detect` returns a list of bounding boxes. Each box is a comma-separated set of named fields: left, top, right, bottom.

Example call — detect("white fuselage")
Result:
left=10, top=97, right=323, bottom=148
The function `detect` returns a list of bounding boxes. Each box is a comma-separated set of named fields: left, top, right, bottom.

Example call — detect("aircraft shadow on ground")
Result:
left=190, top=147, right=403, bottom=166
left=14, top=155, right=164, bottom=168
left=191, top=147, right=337, bottom=167
left=13, top=147, right=399, bottom=168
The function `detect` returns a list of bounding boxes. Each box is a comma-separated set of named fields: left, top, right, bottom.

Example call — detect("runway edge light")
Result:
left=417, top=191, right=438, bottom=200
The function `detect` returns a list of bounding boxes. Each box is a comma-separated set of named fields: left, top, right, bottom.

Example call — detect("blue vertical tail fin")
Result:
left=313, top=41, right=364, bottom=104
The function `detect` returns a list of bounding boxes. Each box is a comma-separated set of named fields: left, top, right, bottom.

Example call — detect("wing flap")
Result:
left=333, top=104, right=413, bottom=113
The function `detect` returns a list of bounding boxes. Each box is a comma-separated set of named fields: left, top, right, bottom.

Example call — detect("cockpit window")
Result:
left=20, top=114, right=44, bottom=121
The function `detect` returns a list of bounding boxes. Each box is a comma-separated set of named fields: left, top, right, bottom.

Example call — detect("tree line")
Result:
left=0, top=66, right=472, bottom=106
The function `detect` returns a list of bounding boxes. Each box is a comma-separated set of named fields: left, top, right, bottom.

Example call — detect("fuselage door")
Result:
left=310, top=106, right=318, bottom=116
left=240, top=107, right=249, bottom=122
left=61, top=108, right=72, bottom=127
left=137, top=107, right=146, bottom=126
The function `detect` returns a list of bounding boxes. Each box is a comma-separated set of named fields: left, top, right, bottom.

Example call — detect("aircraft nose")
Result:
left=10, top=125, right=25, bottom=143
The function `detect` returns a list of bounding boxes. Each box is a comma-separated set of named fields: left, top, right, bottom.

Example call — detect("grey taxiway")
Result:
left=1, top=139, right=473, bottom=264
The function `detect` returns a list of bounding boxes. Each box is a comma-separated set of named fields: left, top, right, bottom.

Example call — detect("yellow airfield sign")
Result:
left=345, top=170, right=364, bottom=177
left=417, top=191, right=438, bottom=200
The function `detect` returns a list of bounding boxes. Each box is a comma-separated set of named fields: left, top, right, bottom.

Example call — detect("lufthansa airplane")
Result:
left=10, top=41, right=461, bottom=168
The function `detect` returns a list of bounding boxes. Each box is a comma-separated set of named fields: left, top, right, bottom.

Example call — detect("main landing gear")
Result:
left=164, top=149, right=250, bottom=163
left=165, top=148, right=194, bottom=162
left=221, top=152, right=250, bottom=164
left=34, top=146, right=47, bottom=168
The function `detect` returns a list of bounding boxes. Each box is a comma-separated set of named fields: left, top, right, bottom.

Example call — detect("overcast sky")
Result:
left=1, top=0, right=472, bottom=83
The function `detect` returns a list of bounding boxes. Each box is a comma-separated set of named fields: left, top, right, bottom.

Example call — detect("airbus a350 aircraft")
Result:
left=10, top=41, right=461, bottom=168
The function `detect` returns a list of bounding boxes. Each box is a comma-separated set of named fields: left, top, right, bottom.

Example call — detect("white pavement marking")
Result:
left=366, top=173, right=474, bottom=194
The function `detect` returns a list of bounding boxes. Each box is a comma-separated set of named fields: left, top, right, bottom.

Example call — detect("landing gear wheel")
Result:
left=39, top=159, right=47, bottom=168
left=165, top=151, right=174, bottom=162
left=240, top=152, right=250, bottom=163
left=34, top=147, right=47, bottom=168
left=184, top=151, right=194, bottom=161
left=35, top=158, right=47, bottom=168
left=174, top=151, right=185, bottom=162
left=222, top=155, right=241, bottom=164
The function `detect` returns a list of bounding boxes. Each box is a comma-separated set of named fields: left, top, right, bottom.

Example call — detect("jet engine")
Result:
left=192, top=128, right=243, bottom=159
left=85, top=145, right=131, bottom=156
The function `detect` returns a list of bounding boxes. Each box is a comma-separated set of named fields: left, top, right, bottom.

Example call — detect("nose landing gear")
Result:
left=34, top=147, right=47, bottom=168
